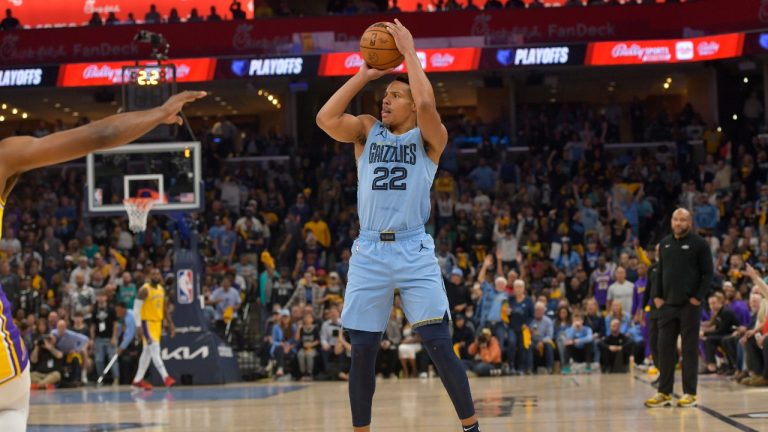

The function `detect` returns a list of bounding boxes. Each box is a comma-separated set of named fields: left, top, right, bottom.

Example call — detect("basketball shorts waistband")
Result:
left=358, top=226, right=425, bottom=242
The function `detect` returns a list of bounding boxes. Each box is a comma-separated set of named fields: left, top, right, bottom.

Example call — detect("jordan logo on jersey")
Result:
left=369, top=142, right=417, bottom=165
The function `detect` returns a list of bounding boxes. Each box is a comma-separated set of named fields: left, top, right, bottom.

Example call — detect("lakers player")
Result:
left=131, top=268, right=176, bottom=389
left=0, top=90, right=205, bottom=431
left=316, top=19, right=479, bottom=432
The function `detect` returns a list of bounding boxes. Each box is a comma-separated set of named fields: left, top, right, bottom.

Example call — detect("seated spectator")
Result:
left=452, top=313, right=475, bottom=361
left=270, top=309, right=296, bottom=378
left=295, top=312, right=320, bottom=381
left=702, top=294, right=740, bottom=374
left=115, top=301, right=138, bottom=385
left=530, top=302, right=554, bottom=374
left=584, top=298, right=605, bottom=366
left=560, top=312, right=593, bottom=374
left=30, top=328, right=64, bottom=389
left=398, top=322, right=421, bottom=378
left=553, top=305, right=571, bottom=368
left=320, top=304, right=343, bottom=371
left=51, top=319, right=89, bottom=385
left=123, top=13, right=136, bottom=25
left=144, top=4, right=162, bottom=24
left=600, top=318, right=632, bottom=373
left=465, top=328, right=502, bottom=377
left=377, top=309, right=402, bottom=378
left=604, top=301, right=631, bottom=336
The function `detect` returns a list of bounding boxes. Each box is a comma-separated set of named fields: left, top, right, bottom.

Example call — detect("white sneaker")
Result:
left=419, top=372, right=428, bottom=379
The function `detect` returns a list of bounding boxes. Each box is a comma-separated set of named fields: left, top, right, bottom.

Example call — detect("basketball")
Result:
left=360, top=22, right=404, bottom=70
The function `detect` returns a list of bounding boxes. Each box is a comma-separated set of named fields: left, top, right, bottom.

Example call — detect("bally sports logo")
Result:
left=610, top=43, right=672, bottom=62
left=59, top=58, right=216, bottom=87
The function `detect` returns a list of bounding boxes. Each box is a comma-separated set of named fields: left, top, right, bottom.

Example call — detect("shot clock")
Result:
left=122, top=64, right=178, bottom=142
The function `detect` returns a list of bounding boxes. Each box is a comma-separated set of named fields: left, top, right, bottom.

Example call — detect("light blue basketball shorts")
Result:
left=341, top=226, right=450, bottom=332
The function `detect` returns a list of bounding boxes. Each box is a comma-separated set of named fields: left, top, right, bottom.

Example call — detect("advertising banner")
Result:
left=57, top=58, right=216, bottom=87
left=319, top=48, right=481, bottom=76
left=0, top=66, right=58, bottom=87
left=479, top=45, right=586, bottom=69
left=586, top=33, right=745, bottom=66
left=215, top=55, right=320, bottom=79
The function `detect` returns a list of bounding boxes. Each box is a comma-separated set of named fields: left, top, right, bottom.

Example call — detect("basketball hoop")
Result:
left=124, top=198, right=155, bottom=233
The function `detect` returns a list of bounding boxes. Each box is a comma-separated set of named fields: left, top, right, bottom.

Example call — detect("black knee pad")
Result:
left=348, top=329, right=381, bottom=427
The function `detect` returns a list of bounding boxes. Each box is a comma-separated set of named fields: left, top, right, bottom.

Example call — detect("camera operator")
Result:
left=30, top=332, right=64, bottom=389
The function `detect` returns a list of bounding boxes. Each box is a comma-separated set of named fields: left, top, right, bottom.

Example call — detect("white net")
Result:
left=123, top=198, right=155, bottom=233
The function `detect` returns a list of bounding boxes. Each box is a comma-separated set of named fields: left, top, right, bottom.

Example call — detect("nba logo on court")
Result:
left=177, top=269, right=195, bottom=304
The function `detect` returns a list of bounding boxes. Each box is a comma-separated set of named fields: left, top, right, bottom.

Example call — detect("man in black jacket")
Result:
left=701, top=294, right=740, bottom=374
left=642, top=244, right=660, bottom=385
left=646, top=209, right=713, bottom=408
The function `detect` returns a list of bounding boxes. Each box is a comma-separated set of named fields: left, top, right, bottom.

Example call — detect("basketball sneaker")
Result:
left=132, top=380, right=153, bottom=390
left=164, top=376, right=176, bottom=388
left=644, top=392, right=672, bottom=408
left=676, top=394, right=698, bottom=408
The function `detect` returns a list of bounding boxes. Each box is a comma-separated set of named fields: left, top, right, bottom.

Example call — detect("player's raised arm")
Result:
left=386, top=19, right=447, bottom=163
left=316, top=64, right=390, bottom=148
left=0, top=91, right=206, bottom=176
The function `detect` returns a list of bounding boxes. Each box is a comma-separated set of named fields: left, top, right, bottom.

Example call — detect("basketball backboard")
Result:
left=86, top=141, right=202, bottom=215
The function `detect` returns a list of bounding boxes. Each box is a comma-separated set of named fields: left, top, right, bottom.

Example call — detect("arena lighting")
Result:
left=666, top=77, right=672, bottom=83
left=0, top=116, right=4, bottom=122
left=21, top=113, right=27, bottom=119
left=663, top=82, right=670, bottom=89
left=267, top=95, right=274, bottom=101
left=717, top=126, right=722, bottom=132
left=744, top=77, right=749, bottom=83
left=733, top=114, right=739, bottom=120
left=257, top=90, right=263, bottom=96
left=214, top=96, right=221, bottom=101
left=1, top=104, right=5, bottom=110
left=63, top=107, right=70, bottom=112
left=219, top=101, right=226, bottom=106
left=54, top=103, right=60, bottom=108
left=73, top=112, right=79, bottom=117
left=271, top=99, right=278, bottom=105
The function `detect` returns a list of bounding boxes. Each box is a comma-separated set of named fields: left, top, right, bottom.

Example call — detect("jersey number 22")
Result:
left=372, top=167, right=407, bottom=190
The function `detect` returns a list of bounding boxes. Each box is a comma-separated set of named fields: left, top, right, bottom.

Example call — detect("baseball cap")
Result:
left=279, top=309, right=290, bottom=317
left=451, top=267, right=464, bottom=277
left=454, top=313, right=465, bottom=321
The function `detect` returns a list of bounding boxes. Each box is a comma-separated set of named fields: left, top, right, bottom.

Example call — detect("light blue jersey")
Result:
left=357, top=121, right=438, bottom=232
left=342, top=121, right=449, bottom=332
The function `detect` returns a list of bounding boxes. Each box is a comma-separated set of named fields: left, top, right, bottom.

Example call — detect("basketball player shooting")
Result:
left=316, top=19, right=479, bottom=432
left=131, top=268, right=176, bottom=390
left=0, top=90, right=205, bottom=432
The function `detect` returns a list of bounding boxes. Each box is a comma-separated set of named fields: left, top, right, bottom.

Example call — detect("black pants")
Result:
left=703, top=334, right=727, bottom=365
left=564, top=343, right=592, bottom=365
left=658, top=302, right=700, bottom=396
left=721, top=335, right=741, bottom=370
left=599, top=341, right=632, bottom=373
left=648, top=314, right=660, bottom=365
left=746, top=337, right=768, bottom=379
left=376, top=347, right=399, bottom=377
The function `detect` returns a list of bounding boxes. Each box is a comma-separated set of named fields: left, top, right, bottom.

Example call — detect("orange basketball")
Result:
left=360, top=22, right=404, bottom=70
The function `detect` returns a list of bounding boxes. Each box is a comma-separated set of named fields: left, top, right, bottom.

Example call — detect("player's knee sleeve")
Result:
left=416, top=317, right=476, bottom=420
left=348, top=329, right=381, bottom=427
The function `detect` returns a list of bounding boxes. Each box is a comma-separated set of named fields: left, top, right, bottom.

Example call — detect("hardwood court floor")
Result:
left=26, top=372, right=768, bottom=431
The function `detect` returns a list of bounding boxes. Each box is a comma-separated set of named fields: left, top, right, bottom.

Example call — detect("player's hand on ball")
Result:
left=357, top=62, right=394, bottom=82
left=160, top=90, right=207, bottom=125
left=385, top=19, right=415, bottom=55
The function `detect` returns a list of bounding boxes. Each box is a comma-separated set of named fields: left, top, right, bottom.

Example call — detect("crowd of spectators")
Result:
left=0, top=0, right=699, bottom=30
left=4, top=90, right=768, bottom=386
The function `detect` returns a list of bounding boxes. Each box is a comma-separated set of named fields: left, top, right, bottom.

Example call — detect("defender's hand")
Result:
left=160, top=91, right=207, bottom=125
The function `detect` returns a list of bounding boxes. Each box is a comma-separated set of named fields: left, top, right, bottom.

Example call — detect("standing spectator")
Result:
left=508, top=279, right=534, bottom=374
left=123, top=13, right=136, bottom=24
left=69, top=256, right=92, bottom=285
left=69, top=273, right=95, bottom=321
left=590, top=256, right=612, bottom=310
left=144, top=4, right=162, bottom=24
left=304, top=212, right=331, bottom=249
left=208, top=6, right=222, bottom=21
left=296, top=312, right=320, bottom=380
left=116, top=272, right=137, bottom=309
left=468, top=159, right=496, bottom=194
left=607, top=267, right=634, bottom=315
left=115, top=302, right=137, bottom=385
left=1, top=8, right=21, bottom=30
left=270, top=267, right=295, bottom=311
left=230, top=1, right=247, bottom=19
left=647, top=208, right=713, bottom=408
left=599, top=318, right=633, bottom=373
left=445, top=268, right=470, bottom=314
left=91, top=291, right=118, bottom=384
left=215, top=218, right=237, bottom=264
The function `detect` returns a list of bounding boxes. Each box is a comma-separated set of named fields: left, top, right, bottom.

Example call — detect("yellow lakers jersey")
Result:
left=141, top=283, right=165, bottom=322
